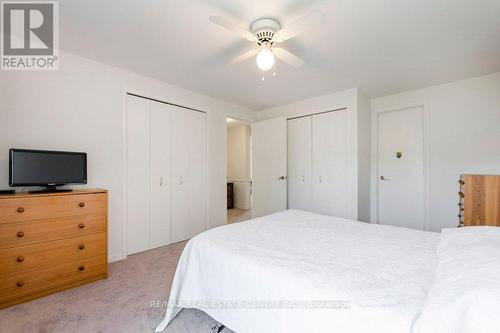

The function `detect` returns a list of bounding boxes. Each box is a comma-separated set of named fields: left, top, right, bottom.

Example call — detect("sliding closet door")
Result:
left=149, top=101, right=172, bottom=249
left=126, top=95, right=151, bottom=255
left=287, top=116, right=312, bottom=211
left=312, top=110, right=348, bottom=217
left=171, top=107, right=206, bottom=243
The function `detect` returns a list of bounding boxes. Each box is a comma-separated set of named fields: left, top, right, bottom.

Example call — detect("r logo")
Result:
left=1, top=1, right=58, bottom=69
left=2, top=2, right=54, bottom=55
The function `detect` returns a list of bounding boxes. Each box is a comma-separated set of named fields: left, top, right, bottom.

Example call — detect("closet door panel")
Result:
left=171, top=108, right=206, bottom=243
left=287, top=117, right=312, bottom=211
left=150, top=102, right=172, bottom=249
left=326, top=110, right=348, bottom=217
left=312, top=110, right=348, bottom=217
left=126, top=96, right=151, bottom=255
left=312, top=113, right=330, bottom=215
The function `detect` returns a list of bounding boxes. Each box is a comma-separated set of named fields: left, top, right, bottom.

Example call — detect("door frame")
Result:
left=370, top=103, right=431, bottom=231
left=226, top=116, right=253, bottom=213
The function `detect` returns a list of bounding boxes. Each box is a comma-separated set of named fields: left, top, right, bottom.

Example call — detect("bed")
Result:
left=155, top=210, right=442, bottom=333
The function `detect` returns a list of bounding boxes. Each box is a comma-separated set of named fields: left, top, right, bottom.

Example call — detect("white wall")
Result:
left=357, top=91, right=371, bottom=222
left=258, top=88, right=359, bottom=121
left=371, top=72, right=500, bottom=231
left=0, top=51, right=256, bottom=262
left=258, top=88, right=370, bottom=221
left=227, top=125, right=251, bottom=209
left=227, top=125, right=251, bottom=180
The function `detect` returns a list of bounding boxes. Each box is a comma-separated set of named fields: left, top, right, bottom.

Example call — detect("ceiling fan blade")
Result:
left=274, top=48, right=305, bottom=68
left=274, top=10, right=326, bottom=42
left=231, top=49, right=259, bottom=64
left=209, top=16, right=257, bottom=42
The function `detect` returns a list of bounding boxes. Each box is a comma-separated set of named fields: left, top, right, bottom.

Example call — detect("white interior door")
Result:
left=171, top=107, right=207, bottom=242
left=252, top=117, right=287, bottom=218
left=312, top=110, right=348, bottom=217
left=126, top=95, right=151, bottom=255
left=150, top=101, right=171, bottom=249
left=377, top=107, right=424, bottom=230
left=287, top=116, right=312, bottom=211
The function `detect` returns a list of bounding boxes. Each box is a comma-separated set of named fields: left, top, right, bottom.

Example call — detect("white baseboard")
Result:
left=108, top=253, right=127, bottom=263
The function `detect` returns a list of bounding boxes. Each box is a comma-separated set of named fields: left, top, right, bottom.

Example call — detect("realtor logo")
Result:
left=1, top=1, right=59, bottom=70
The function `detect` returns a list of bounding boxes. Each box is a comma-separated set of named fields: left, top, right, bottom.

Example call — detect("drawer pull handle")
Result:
left=79, top=202, right=85, bottom=208
left=17, top=256, right=25, bottom=262
left=17, top=231, right=24, bottom=238
left=17, top=281, right=24, bottom=287
left=78, top=223, right=85, bottom=229
left=79, top=265, right=85, bottom=271
left=17, top=207, right=25, bottom=213
left=79, top=244, right=85, bottom=250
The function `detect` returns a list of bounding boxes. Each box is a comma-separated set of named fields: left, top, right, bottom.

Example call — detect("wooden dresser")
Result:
left=0, top=189, right=108, bottom=308
left=458, top=175, right=500, bottom=227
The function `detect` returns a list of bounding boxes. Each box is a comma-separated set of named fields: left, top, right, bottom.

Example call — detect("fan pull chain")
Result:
left=260, top=65, right=277, bottom=81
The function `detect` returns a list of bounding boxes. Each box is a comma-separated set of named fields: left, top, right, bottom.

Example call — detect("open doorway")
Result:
left=227, top=117, right=252, bottom=223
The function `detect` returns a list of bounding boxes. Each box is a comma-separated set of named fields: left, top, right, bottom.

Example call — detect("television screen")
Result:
left=9, top=149, right=87, bottom=186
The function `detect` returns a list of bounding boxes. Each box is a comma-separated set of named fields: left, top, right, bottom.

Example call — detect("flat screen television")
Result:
left=9, top=149, right=87, bottom=193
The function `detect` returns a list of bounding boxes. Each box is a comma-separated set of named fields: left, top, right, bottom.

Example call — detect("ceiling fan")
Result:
left=209, top=10, right=325, bottom=72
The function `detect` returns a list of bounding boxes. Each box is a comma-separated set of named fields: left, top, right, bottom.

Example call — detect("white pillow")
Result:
left=418, top=226, right=500, bottom=333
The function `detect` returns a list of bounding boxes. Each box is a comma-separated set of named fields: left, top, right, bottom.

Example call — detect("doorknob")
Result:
left=380, top=176, right=388, bottom=180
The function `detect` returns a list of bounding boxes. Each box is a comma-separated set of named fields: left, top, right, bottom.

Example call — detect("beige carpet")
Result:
left=0, top=241, right=232, bottom=333
left=227, top=209, right=251, bottom=224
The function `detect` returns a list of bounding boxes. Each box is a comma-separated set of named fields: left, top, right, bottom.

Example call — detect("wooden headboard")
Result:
left=459, top=174, right=500, bottom=227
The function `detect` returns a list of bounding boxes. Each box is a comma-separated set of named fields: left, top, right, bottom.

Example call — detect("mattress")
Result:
left=156, top=209, right=440, bottom=333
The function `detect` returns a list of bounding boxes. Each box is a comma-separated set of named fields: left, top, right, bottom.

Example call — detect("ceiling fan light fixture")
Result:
left=256, top=45, right=275, bottom=71
left=210, top=11, right=323, bottom=71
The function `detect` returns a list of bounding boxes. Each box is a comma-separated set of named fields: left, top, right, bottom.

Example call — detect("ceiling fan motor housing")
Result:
left=251, top=18, right=281, bottom=46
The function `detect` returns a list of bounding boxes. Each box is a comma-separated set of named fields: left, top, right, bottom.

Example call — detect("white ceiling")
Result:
left=60, top=0, right=500, bottom=110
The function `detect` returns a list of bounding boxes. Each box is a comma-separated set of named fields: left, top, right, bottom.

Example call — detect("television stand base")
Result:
left=29, top=186, right=73, bottom=194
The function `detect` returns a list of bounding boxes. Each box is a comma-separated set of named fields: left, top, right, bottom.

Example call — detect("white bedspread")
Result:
left=156, top=210, right=439, bottom=333
left=418, top=227, right=500, bottom=333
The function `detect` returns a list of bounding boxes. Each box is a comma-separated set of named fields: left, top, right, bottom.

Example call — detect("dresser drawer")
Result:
left=0, top=215, right=105, bottom=249
left=0, top=193, right=106, bottom=224
left=0, top=255, right=107, bottom=306
left=0, top=233, right=106, bottom=277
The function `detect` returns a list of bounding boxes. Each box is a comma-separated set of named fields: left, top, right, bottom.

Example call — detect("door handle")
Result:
left=380, top=176, right=389, bottom=180
left=277, top=176, right=286, bottom=181
left=160, top=177, right=163, bottom=186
